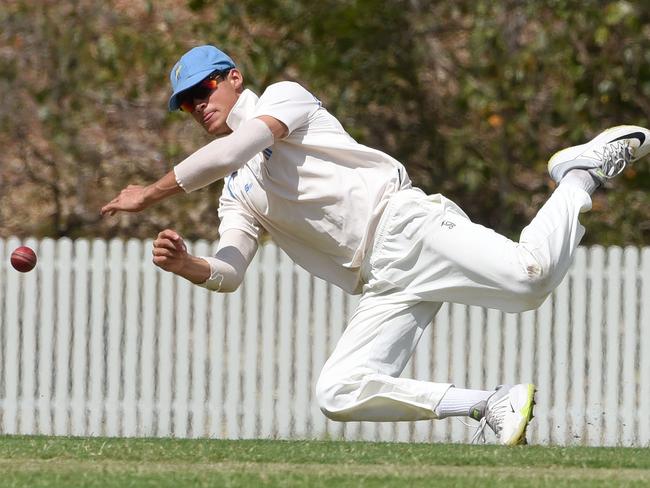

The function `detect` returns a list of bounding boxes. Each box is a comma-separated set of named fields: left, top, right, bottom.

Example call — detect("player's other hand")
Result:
left=152, top=229, right=190, bottom=275
left=100, top=185, right=149, bottom=216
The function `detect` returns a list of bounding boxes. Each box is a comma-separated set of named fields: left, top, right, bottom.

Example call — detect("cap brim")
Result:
left=168, top=68, right=216, bottom=111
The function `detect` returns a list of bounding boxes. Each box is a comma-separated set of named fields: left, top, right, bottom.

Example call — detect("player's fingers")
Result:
left=100, top=204, right=115, bottom=216
left=158, top=230, right=186, bottom=252
left=152, top=255, right=171, bottom=268
left=157, top=229, right=181, bottom=241
left=175, top=238, right=187, bottom=252
left=153, top=236, right=171, bottom=248
left=153, top=237, right=177, bottom=251
left=101, top=193, right=130, bottom=214
left=152, top=247, right=174, bottom=258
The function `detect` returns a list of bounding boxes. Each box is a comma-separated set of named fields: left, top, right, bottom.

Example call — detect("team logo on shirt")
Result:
left=441, top=220, right=456, bottom=229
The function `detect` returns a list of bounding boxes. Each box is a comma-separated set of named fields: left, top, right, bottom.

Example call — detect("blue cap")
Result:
left=168, top=45, right=236, bottom=111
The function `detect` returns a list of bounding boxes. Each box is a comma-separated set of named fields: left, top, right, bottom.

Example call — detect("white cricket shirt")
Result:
left=219, top=82, right=412, bottom=293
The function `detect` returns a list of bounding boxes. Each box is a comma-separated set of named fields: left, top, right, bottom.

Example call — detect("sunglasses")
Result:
left=178, top=71, right=227, bottom=112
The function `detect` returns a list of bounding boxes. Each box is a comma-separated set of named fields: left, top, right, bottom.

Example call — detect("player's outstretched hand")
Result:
left=100, top=185, right=149, bottom=217
left=152, top=229, right=189, bottom=275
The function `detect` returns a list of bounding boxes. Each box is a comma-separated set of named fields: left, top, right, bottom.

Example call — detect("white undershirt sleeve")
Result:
left=173, top=118, right=274, bottom=193
left=197, top=229, right=259, bottom=292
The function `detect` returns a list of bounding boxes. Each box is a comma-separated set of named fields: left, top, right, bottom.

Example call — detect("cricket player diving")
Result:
left=101, top=45, right=650, bottom=445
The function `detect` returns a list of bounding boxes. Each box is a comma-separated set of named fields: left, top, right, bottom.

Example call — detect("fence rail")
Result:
left=0, top=237, right=648, bottom=446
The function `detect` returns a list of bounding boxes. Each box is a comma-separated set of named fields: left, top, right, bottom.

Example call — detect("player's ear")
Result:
left=228, top=69, right=244, bottom=91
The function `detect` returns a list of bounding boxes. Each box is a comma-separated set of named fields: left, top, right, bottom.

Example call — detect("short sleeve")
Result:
left=253, top=81, right=321, bottom=135
left=217, top=177, right=262, bottom=241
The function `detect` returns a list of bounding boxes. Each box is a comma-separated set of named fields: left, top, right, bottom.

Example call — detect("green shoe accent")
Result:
left=470, top=407, right=482, bottom=421
left=508, top=384, right=536, bottom=446
left=519, top=384, right=536, bottom=422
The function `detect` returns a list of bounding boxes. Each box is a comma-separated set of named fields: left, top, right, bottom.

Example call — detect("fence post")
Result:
left=71, top=239, right=90, bottom=436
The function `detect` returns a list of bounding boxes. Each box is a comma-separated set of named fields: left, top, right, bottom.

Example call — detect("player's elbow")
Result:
left=199, top=271, right=244, bottom=293
left=216, top=276, right=243, bottom=293
left=203, top=275, right=243, bottom=293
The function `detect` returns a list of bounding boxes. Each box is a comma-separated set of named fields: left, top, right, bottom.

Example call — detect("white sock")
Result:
left=560, top=169, right=600, bottom=195
left=435, top=387, right=493, bottom=419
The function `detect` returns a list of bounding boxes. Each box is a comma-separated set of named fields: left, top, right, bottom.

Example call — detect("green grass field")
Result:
left=0, top=436, right=648, bottom=487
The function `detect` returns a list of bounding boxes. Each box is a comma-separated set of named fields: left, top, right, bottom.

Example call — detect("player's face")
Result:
left=180, top=69, right=243, bottom=136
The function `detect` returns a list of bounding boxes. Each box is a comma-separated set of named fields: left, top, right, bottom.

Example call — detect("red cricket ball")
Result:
left=10, top=246, right=37, bottom=273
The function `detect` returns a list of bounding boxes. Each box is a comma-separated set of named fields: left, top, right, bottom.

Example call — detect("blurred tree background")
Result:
left=0, top=0, right=648, bottom=244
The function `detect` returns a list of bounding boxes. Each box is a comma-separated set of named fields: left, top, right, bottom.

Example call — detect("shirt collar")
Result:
left=226, top=88, right=259, bottom=131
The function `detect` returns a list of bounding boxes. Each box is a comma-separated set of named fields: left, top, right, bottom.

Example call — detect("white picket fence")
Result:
left=0, top=237, right=648, bottom=446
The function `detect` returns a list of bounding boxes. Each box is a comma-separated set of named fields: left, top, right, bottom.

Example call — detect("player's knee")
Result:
left=509, top=265, right=553, bottom=312
left=315, top=372, right=354, bottom=421
left=315, top=376, right=341, bottom=420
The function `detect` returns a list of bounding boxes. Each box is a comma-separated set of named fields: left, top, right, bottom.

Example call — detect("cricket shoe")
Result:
left=469, top=384, right=536, bottom=446
left=547, top=125, right=650, bottom=185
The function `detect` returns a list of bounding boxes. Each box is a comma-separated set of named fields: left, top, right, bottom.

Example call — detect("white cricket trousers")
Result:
left=316, top=184, right=592, bottom=422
